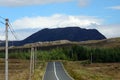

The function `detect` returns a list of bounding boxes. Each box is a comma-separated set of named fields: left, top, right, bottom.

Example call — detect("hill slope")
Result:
left=20, top=27, right=106, bottom=45
left=0, top=27, right=106, bottom=46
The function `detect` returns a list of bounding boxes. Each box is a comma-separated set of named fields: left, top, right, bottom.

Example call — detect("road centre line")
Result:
left=53, top=62, right=60, bottom=80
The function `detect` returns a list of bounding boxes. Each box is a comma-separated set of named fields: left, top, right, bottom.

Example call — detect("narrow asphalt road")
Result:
left=43, top=62, right=74, bottom=80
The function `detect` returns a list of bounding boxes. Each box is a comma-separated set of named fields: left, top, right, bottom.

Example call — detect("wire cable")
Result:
left=0, top=21, right=5, bottom=41
left=0, top=21, right=5, bottom=25
left=0, top=16, right=5, bottom=20
left=8, top=25, right=18, bottom=40
left=8, top=22, right=16, bottom=35
left=0, top=31, right=5, bottom=40
left=0, top=18, right=19, bottom=41
left=8, top=21, right=19, bottom=40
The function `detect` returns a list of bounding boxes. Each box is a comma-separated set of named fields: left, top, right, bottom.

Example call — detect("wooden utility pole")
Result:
left=34, top=47, right=37, bottom=68
left=32, top=47, right=35, bottom=73
left=5, top=18, right=9, bottom=80
left=29, top=47, right=35, bottom=80
left=91, top=53, right=92, bottom=64
left=29, top=47, right=33, bottom=80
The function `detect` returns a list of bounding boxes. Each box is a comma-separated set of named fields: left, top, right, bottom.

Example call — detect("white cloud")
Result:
left=97, top=24, right=120, bottom=38
left=11, top=14, right=103, bottom=40
left=107, top=6, right=120, bottom=10
left=0, top=14, right=102, bottom=40
left=1, top=14, right=120, bottom=40
left=0, top=0, right=92, bottom=7
left=12, top=14, right=102, bottom=30
left=0, top=0, right=72, bottom=7
left=11, top=29, right=38, bottom=40
left=78, top=0, right=91, bottom=7
left=0, top=27, right=38, bottom=40
left=0, top=27, right=5, bottom=40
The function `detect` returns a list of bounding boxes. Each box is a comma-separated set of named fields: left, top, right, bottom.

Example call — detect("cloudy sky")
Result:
left=0, top=0, right=120, bottom=40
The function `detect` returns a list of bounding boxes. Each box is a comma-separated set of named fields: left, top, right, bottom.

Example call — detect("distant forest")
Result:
left=0, top=45, right=120, bottom=63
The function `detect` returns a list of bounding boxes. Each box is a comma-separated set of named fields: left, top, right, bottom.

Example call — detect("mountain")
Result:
left=0, top=27, right=106, bottom=46
left=0, top=40, right=3, bottom=43
left=19, top=27, right=106, bottom=46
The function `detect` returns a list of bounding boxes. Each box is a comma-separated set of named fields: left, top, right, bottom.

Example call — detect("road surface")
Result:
left=43, top=62, right=74, bottom=80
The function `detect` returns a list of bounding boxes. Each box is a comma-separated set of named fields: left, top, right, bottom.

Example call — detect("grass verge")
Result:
left=63, top=61, right=120, bottom=80
left=0, top=59, right=46, bottom=80
left=32, top=61, right=47, bottom=80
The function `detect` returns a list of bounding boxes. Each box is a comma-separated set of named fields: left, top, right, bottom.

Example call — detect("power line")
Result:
left=0, top=16, right=5, bottom=20
left=0, top=29, right=5, bottom=40
left=0, top=20, right=18, bottom=41
left=0, top=17, right=5, bottom=41
left=8, top=26, right=18, bottom=40
left=8, top=21, right=19, bottom=40
left=0, top=20, right=5, bottom=41
left=0, top=21, right=5, bottom=25
left=0, top=16, right=19, bottom=41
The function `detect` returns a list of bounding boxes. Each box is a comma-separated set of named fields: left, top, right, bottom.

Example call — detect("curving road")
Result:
left=43, top=62, right=74, bottom=80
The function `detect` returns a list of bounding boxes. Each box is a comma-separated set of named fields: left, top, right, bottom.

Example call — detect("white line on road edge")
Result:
left=61, top=62, right=75, bottom=80
left=53, top=62, right=60, bottom=80
left=42, top=62, right=48, bottom=80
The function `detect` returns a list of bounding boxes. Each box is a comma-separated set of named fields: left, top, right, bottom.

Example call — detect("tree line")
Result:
left=0, top=45, right=120, bottom=62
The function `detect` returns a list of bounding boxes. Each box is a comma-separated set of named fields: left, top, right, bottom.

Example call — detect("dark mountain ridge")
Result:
left=20, top=27, right=106, bottom=45
left=0, top=27, right=106, bottom=46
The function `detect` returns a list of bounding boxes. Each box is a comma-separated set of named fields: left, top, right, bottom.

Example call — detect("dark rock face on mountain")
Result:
left=0, top=40, right=3, bottom=44
left=0, top=27, right=106, bottom=46
left=19, top=27, right=106, bottom=46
